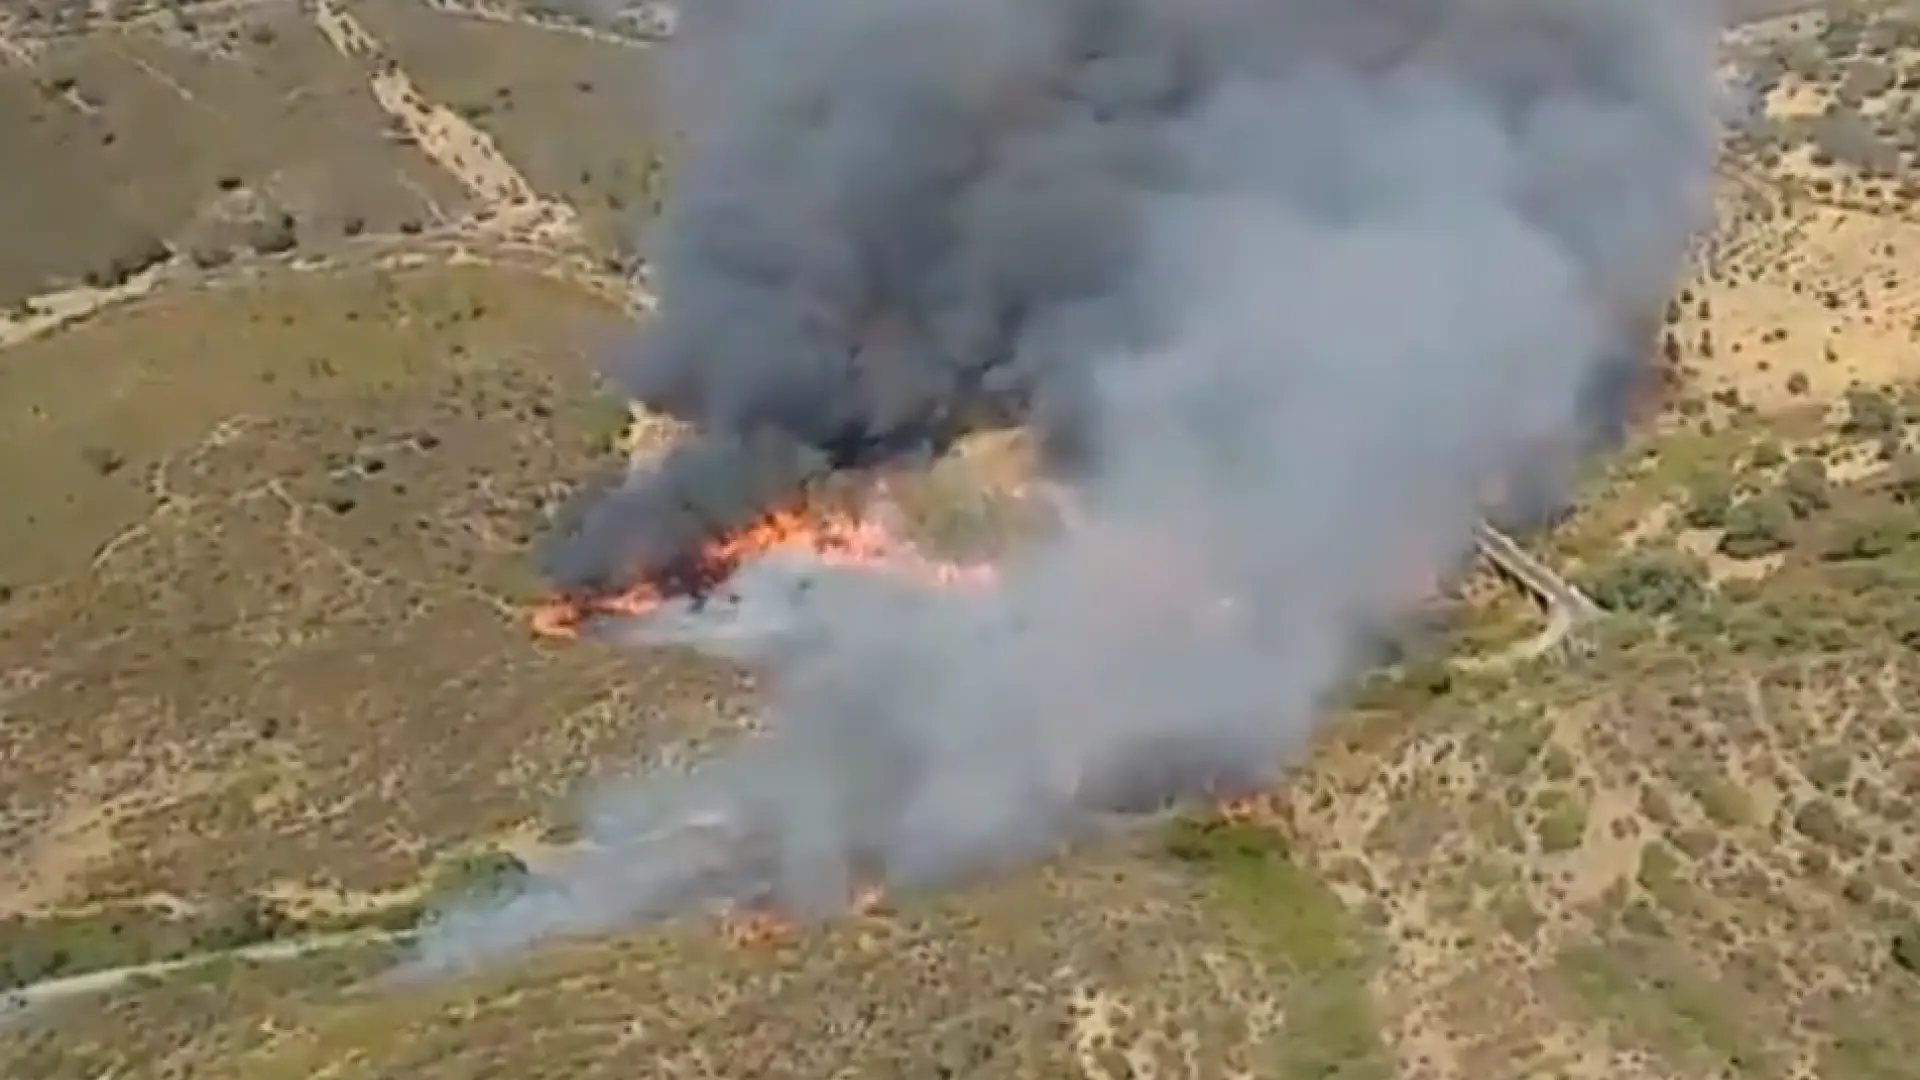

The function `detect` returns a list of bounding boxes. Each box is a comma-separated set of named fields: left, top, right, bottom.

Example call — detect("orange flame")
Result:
left=718, top=908, right=797, bottom=949
left=531, top=505, right=996, bottom=639
left=1212, top=793, right=1270, bottom=825
left=712, top=881, right=891, bottom=948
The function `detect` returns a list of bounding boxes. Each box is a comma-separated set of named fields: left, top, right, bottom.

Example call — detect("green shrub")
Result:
left=1844, top=387, right=1900, bottom=436
left=1588, top=551, right=1706, bottom=615
left=1782, top=457, right=1831, bottom=518
left=1683, top=472, right=1733, bottom=529
left=1719, top=496, right=1794, bottom=559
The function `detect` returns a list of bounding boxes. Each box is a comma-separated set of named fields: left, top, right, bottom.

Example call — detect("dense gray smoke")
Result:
left=425, top=0, right=1721, bottom=966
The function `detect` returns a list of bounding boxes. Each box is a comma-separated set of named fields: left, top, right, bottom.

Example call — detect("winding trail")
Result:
left=2, top=928, right=414, bottom=1017
left=0, top=228, right=641, bottom=354
left=1458, top=522, right=1604, bottom=670
left=1, top=0, right=628, bottom=355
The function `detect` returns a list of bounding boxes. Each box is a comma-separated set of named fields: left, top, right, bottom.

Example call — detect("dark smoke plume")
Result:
left=426, top=0, right=1722, bottom=966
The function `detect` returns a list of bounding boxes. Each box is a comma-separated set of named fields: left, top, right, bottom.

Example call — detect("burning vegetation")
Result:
left=524, top=467, right=1323, bottom=946
left=417, top=0, right=1720, bottom=971
left=530, top=494, right=999, bottom=641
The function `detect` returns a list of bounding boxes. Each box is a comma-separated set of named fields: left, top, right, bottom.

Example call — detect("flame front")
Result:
left=531, top=506, right=996, bottom=639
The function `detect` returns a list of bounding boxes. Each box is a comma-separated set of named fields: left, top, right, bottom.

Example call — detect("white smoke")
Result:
left=416, top=0, right=1722, bottom=969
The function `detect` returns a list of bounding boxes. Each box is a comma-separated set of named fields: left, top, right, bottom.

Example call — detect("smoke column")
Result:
left=422, top=0, right=1722, bottom=966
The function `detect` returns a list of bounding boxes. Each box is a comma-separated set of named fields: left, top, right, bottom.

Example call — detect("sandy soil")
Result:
left=1684, top=201, right=1920, bottom=410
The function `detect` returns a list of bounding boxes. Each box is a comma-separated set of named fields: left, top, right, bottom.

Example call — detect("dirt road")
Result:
left=1, top=928, right=414, bottom=1018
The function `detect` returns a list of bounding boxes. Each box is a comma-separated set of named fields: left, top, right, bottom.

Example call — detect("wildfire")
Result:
left=528, top=483, right=1300, bottom=950
left=718, top=907, right=797, bottom=949
left=1212, top=790, right=1287, bottom=827
left=715, top=882, right=891, bottom=949
left=530, top=505, right=997, bottom=639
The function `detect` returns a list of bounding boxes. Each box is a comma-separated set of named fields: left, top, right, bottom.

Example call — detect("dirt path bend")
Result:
left=1452, top=522, right=1604, bottom=672
left=0, top=225, right=642, bottom=355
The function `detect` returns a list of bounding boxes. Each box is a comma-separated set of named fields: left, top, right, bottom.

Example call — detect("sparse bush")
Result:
left=1782, top=456, right=1831, bottom=518
left=1894, top=923, right=1920, bottom=974
left=1819, top=14, right=1866, bottom=60
left=1634, top=840, right=1689, bottom=910
left=188, top=241, right=234, bottom=270
left=1886, top=454, right=1920, bottom=503
left=1719, top=495, right=1795, bottom=559
left=1791, top=798, right=1861, bottom=855
left=1587, top=550, right=1705, bottom=615
left=83, top=232, right=171, bottom=288
left=1534, top=791, right=1588, bottom=854
left=1820, top=505, right=1920, bottom=561
left=0, top=907, right=195, bottom=991
left=425, top=848, right=531, bottom=914
left=81, top=445, right=126, bottom=476
left=190, top=893, right=293, bottom=952
left=1844, top=386, right=1900, bottom=436
left=1884, top=602, right=1920, bottom=651
left=1840, top=59, right=1896, bottom=101
left=246, top=210, right=298, bottom=256
left=1683, top=471, right=1733, bottom=528
left=1805, top=747, right=1852, bottom=793
left=1163, top=815, right=1287, bottom=868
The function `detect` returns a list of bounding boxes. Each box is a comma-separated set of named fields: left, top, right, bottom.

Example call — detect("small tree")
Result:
left=1588, top=551, right=1706, bottom=615
left=1891, top=922, right=1920, bottom=974
left=1887, top=454, right=1920, bottom=504
left=1719, top=495, right=1794, bottom=559
left=1782, top=456, right=1831, bottom=518
left=426, top=849, right=531, bottom=914
left=1820, top=507, right=1917, bottom=562
left=1683, top=472, right=1733, bottom=529
left=1843, top=386, right=1900, bottom=436
left=192, top=894, right=292, bottom=951
left=246, top=210, right=298, bottom=256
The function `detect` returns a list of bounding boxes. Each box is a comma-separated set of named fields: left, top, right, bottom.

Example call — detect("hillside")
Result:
left=4, top=2, right=1920, bottom=1079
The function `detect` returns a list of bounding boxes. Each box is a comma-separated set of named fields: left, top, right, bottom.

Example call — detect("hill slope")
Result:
left=6, top=3, right=1920, bottom=1080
